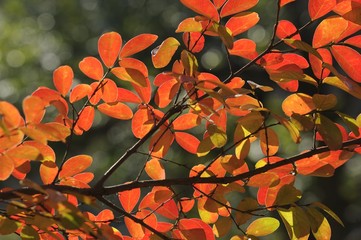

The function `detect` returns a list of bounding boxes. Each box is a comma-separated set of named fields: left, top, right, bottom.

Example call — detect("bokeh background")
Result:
left=0, top=0, right=360, bottom=239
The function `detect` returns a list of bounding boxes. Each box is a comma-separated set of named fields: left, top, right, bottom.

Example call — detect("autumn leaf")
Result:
left=180, top=0, right=219, bottom=22
left=53, top=65, right=74, bottom=96
left=120, top=34, right=158, bottom=58
left=79, top=57, right=104, bottom=81
left=152, top=37, right=180, bottom=68
left=58, top=155, right=93, bottom=179
left=308, top=0, right=336, bottom=20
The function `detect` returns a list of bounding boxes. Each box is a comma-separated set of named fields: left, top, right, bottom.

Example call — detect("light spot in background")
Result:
left=0, top=80, right=15, bottom=99
left=37, top=13, right=55, bottom=31
left=201, top=48, right=223, bottom=70
left=40, top=52, right=60, bottom=71
left=6, top=50, right=25, bottom=68
left=247, top=24, right=267, bottom=44
left=80, top=0, right=98, bottom=11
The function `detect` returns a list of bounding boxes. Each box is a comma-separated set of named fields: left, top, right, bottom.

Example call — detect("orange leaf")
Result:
left=331, top=45, right=361, bottom=83
left=132, top=77, right=152, bottom=104
left=111, top=67, right=147, bottom=87
left=101, top=78, right=118, bottom=103
left=178, top=198, right=195, bottom=213
left=132, top=107, right=155, bottom=138
left=228, top=39, right=258, bottom=60
left=98, top=32, right=122, bottom=68
left=77, top=106, right=94, bottom=131
left=79, top=57, right=104, bottom=81
left=155, top=78, right=180, bottom=108
left=183, top=32, right=205, bottom=53
left=309, top=48, right=332, bottom=79
left=280, top=0, right=295, bottom=7
left=58, top=155, right=93, bottom=179
left=276, top=20, right=301, bottom=41
left=0, top=101, right=23, bottom=129
left=35, top=122, right=70, bottom=142
left=145, top=158, right=166, bottom=180
left=176, top=18, right=203, bottom=33
left=175, top=132, right=200, bottom=154
left=22, top=96, right=45, bottom=124
left=180, top=0, right=219, bottom=22
left=308, top=0, right=336, bottom=20
left=96, top=209, right=114, bottom=222
left=282, top=93, right=316, bottom=117
left=88, top=82, right=103, bottom=105
left=23, top=141, right=56, bottom=162
left=40, top=161, right=58, bottom=184
left=248, top=172, right=280, bottom=187
left=120, top=34, right=158, bottom=58
left=178, top=218, right=215, bottom=240
left=118, top=188, right=141, bottom=213
left=53, top=65, right=73, bottom=96
left=149, top=127, right=174, bottom=158
left=312, top=16, right=348, bottom=48
left=0, top=155, right=14, bottom=181
left=344, top=35, right=361, bottom=48
left=152, top=37, right=180, bottom=68
left=259, top=128, right=279, bottom=156
left=116, top=88, right=142, bottom=104
left=173, top=113, right=201, bottom=130
left=220, top=0, right=258, bottom=17
left=73, top=172, right=94, bottom=184
left=120, top=57, right=149, bottom=77
left=97, top=102, right=133, bottom=120
left=226, top=12, right=259, bottom=36
left=323, top=76, right=361, bottom=99
left=69, top=84, right=91, bottom=103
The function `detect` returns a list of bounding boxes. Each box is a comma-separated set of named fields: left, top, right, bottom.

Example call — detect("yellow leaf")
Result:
left=246, top=217, right=280, bottom=237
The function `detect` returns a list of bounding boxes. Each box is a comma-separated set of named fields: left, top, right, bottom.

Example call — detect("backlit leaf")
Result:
left=98, top=32, right=122, bottom=68
left=278, top=206, right=310, bottom=240
left=0, top=155, right=14, bottom=181
left=40, top=161, right=58, bottom=184
left=77, top=106, right=94, bottom=131
left=145, top=158, right=166, bottom=180
left=79, top=57, right=104, bottom=81
left=337, top=112, right=360, bottom=136
left=155, top=78, right=180, bottom=108
left=117, top=88, right=142, bottom=104
left=311, top=202, right=344, bottom=227
left=312, top=93, right=337, bottom=110
left=274, top=114, right=301, bottom=143
left=178, top=218, right=215, bottom=240
left=111, top=67, right=147, bottom=87
left=207, top=124, right=227, bottom=148
left=124, top=216, right=144, bottom=238
left=229, top=39, right=258, bottom=60
left=175, top=132, right=200, bottom=154
left=0, top=101, right=23, bottom=129
left=69, top=84, right=91, bottom=103
left=180, top=0, right=219, bottom=22
left=120, top=34, right=158, bottom=58
left=246, top=217, right=280, bottom=237
left=218, top=24, right=234, bottom=49
left=58, top=155, right=92, bottom=179
left=259, top=128, right=279, bottom=156
left=173, top=113, right=201, bottom=130
left=248, top=172, right=279, bottom=187
left=276, top=20, right=301, bottom=41
left=308, top=0, right=336, bottom=20
left=220, top=0, right=259, bottom=17
left=331, top=45, right=361, bottom=83
left=98, top=102, right=133, bottom=120
left=150, top=127, right=174, bottom=158
left=176, top=18, right=203, bottom=32
left=226, top=12, right=259, bottom=36
left=305, top=207, right=331, bottom=240
left=119, top=188, right=141, bottom=213
left=282, top=93, right=316, bottom=117
left=312, top=16, right=348, bottom=48
left=309, top=48, right=332, bottom=79
left=152, top=37, right=180, bottom=68
left=323, top=75, right=361, bottom=99
left=132, top=107, right=155, bottom=138
left=101, top=78, right=118, bottom=103
left=344, top=35, right=361, bottom=48
left=53, top=65, right=74, bottom=96
left=22, top=95, right=45, bottom=124
left=183, top=32, right=205, bottom=53
left=283, top=39, right=322, bottom=60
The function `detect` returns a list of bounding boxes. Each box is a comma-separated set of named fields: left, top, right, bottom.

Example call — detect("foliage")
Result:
left=0, top=0, right=360, bottom=239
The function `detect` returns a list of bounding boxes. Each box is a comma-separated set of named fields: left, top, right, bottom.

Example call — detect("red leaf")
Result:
left=228, top=39, right=258, bottom=60
left=309, top=48, right=332, bottom=79
left=276, top=20, right=301, bottom=41
left=132, top=107, right=155, bottom=138
left=132, top=77, right=152, bottom=104
left=280, top=0, right=295, bottom=7
left=119, top=188, right=141, bottom=213
left=53, top=65, right=74, bottom=96
left=79, top=57, right=104, bottom=81
left=98, top=102, right=133, bottom=120
left=149, top=127, right=174, bottom=158
left=225, top=12, right=259, bottom=36
left=308, top=0, right=336, bottom=20
left=312, top=16, right=348, bottom=48
left=152, top=37, right=180, bottom=68
left=69, top=84, right=91, bottom=103
left=22, top=96, right=45, bottom=124
left=98, top=32, right=122, bottom=68
left=58, top=155, right=92, bottom=179
left=175, top=132, right=200, bottom=154
left=180, top=0, right=219, bottom=22
left=155, top=78, right=180, bottom=108
left=96, top=209, right=114, bottom=222
left=220, top=0, right=258, bottom=17
left=178, top=218, right=215, bottom=240
left=330, top=45, right=361, bottom=83
left=120, top=34, right=158, bottom=58
left=76, top=106, right=94, bottom=131
left=344, top=35, right=361, bottom=48
left=88, top=82, right=103, bottom=105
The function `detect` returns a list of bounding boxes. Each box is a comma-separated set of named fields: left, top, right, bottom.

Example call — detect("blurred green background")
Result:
left=0, top=0, right=360, bottom=239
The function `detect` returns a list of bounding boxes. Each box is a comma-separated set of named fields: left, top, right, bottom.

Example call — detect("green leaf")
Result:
left=305, top=207, right=331, bottom=240
left=337, top=112, right=360, bottom=137
left=278, top=206, right=310, bottom=239
left=246, top=217, right=280, bottom=237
